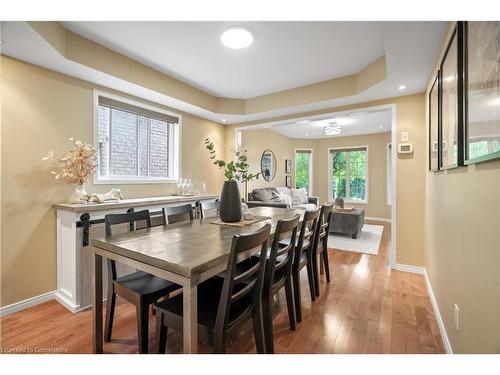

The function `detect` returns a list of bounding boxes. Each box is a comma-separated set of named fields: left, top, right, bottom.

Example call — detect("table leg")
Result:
left=92, top=252, right=103, bottom=354
left=182, top=282, right=198, bottom=354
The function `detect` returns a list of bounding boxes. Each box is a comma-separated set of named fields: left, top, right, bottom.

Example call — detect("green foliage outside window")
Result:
left=295, top=151, right=311, bottom=191
left=331, top=149, right=367, bottom=201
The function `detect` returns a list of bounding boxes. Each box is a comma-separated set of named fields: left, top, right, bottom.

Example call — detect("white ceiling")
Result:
left=1, top=21, right=447, bottom=124
left=268, top=108, right=392, bottom=139
left=62, top=21, right=386, bottom=99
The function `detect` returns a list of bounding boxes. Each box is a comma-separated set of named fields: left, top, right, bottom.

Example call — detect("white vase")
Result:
left=70, top=183, right=87, bottom=203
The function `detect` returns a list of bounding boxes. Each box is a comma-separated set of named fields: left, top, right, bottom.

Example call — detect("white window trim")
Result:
left=327, top=145, right=369, bottom=204
left=93, top=89, right=182, bottom=184
left=294, top=148, right=313, bottom=195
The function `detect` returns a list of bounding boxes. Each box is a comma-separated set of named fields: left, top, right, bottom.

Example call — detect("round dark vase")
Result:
left=220, top=180, right=242, bottom=222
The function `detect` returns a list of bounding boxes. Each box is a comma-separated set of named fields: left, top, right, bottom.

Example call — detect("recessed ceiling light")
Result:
left=297, top=120, right=310, bottom=124
left=221, top=118, right=227, bottom=123
left=379, top=125, right=384, bottom=129
left=398, top=85, right=406, bottom=91
left=305, top=133, right=309, bottom=136
left=221, top=28, right=253, bottom=49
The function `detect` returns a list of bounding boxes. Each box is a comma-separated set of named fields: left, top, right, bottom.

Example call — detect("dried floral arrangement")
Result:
left=43, top=138, right=98, bottom=185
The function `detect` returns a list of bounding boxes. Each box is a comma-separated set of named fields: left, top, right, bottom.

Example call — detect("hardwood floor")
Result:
left=0, top=221, right=444, bottom=354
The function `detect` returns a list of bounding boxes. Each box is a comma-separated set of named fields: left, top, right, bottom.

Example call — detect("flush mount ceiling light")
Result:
left=221, top=28, right=253, bottom=49
left=398, top=84, right=407, bottom=91
left=324, top=122, right=342, bottom=136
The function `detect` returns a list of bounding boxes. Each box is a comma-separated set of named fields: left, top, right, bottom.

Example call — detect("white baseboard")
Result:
left=0, top=290, right=56, bottom=317
left=365, top=216, right=391, bottom=223
left=393, top=263, right=425, bottom=274
left=424, top=270, right=453, bottom=354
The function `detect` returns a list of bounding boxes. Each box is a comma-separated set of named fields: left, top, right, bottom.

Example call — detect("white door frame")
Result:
left=234, top=103, right=398, bottom=269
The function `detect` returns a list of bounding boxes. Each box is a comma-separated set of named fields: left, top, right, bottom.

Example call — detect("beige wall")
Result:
left=0, top=56, right=226, bottom=307
left=227, top=93, right=427, bottom=267
left=240, top=128, right=293, bottom=193
left=296, top=132, right=391, bottom=219
left=425, top=23, right=500, bottom=353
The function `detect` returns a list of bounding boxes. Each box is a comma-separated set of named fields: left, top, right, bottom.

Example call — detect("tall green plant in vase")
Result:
left=204, top=138, right=260, bottom=222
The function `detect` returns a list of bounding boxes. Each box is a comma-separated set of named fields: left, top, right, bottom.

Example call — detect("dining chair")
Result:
left=162, top=203, right=194, bottom=224
left=104, top=209, right=181, bottom=354
left=153, top=224, right=271, bottom=354
left=196, top=199, right=220, bottom=218
left=312, top=203, right=334, bottom=297
left=290, top=208, right=320, bottom=322
left=261, top=215, right=300, bottom=353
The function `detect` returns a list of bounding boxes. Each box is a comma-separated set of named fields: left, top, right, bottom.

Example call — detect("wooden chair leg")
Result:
left=252, top=305, right=266, bottom=354
left=306, top=262, right=316, bottom=302
left=292, top=271, right=302, bottom=322
left=154, top=310, right=167, bottom=354
left=104, top=287, right=116, bottom=342
left=313, top=251, right=321, bottom=298
left=322, top=245, right=331, bottom=283
left=136, top=303, right=149, bottom=354
left=284, top=277, right=296, bottom=331
left=262, top=294, right=274, bottom=354
left=213, top=329, right=227, bottom=354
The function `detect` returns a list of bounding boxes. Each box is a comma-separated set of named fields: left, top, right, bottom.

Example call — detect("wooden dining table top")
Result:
left=91, top=207, right=304, bottom=279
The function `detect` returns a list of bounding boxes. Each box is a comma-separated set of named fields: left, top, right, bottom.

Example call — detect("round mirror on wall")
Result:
left=260, top=149, right=276, bottom=182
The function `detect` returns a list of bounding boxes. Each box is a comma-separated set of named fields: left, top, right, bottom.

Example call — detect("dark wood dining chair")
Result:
left=162, top=203, right=194, bottom=224
left=261, top=215, right=300, bottom=353
left=196, top=199, right=220, bottom=218
left=104, top=209, right=181, bottom=354
left=290, top=208, right=320, bottom=322
left=312, top=203, right=334, bottom=297
left=153, top=224, right=271, bottom=354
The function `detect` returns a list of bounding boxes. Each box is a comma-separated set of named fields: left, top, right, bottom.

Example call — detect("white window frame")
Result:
left=294, top=148, right=313, bottom=195
left=93, top=90, right=182, bottom=184
left=327, top=145, right=369, bottom=204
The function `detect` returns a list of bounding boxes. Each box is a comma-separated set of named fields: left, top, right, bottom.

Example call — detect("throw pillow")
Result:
left=269, top=191, right=284, bottom=203
left=253, top=188, right=278, bottom=202
left=279, top=192, right=292, bottom=206
left=291, top=188, right=309, bottom=205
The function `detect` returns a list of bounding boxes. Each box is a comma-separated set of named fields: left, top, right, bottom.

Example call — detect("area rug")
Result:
left=328, top=224, right=384, bottom=255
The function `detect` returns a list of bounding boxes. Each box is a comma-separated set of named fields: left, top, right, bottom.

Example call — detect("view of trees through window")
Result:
left=331, top=148, right=367, bottom=201
left=295, top=150, right=311, bottom=193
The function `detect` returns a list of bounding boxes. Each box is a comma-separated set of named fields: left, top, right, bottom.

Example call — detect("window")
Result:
left=95, top=92, right=180, bottom=183
left=329, top=146, right=368, bottom=203
left=295, top=149, right=313, bottom=194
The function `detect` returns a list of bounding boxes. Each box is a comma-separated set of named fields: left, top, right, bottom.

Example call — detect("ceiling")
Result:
left=268, top=108, right=392, bottom=139
left=1, top=21, right=447, bottom=124
left=62, top=21, right=386, bottom=99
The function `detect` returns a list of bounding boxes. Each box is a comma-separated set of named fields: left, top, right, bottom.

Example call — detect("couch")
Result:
left=247, top=187, right=319, bottom=210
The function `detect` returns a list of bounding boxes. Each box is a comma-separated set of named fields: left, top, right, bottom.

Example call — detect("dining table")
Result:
left=91, top=206, right=304, bottom=354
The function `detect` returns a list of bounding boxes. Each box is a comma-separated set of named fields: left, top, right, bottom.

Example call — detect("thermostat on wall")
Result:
left=398, top=143, right=414, bottom=154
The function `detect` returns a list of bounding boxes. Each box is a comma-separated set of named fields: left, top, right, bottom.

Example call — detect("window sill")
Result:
left=345, top=200, right=368, bottom=205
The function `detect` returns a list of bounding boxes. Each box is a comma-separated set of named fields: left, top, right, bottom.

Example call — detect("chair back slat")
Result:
left=265, top=215, right=300, bottom=294
left=215, top=224, right=270, bottom=331
left=314, top=203, right=334, bottom=250
left=104, top=209, right=152, bottom=281
left=162, top=204, right=194, bottom=224
left=296, top=208, right=320, bottom=256
left=196, top=199, right=220, bottom=218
